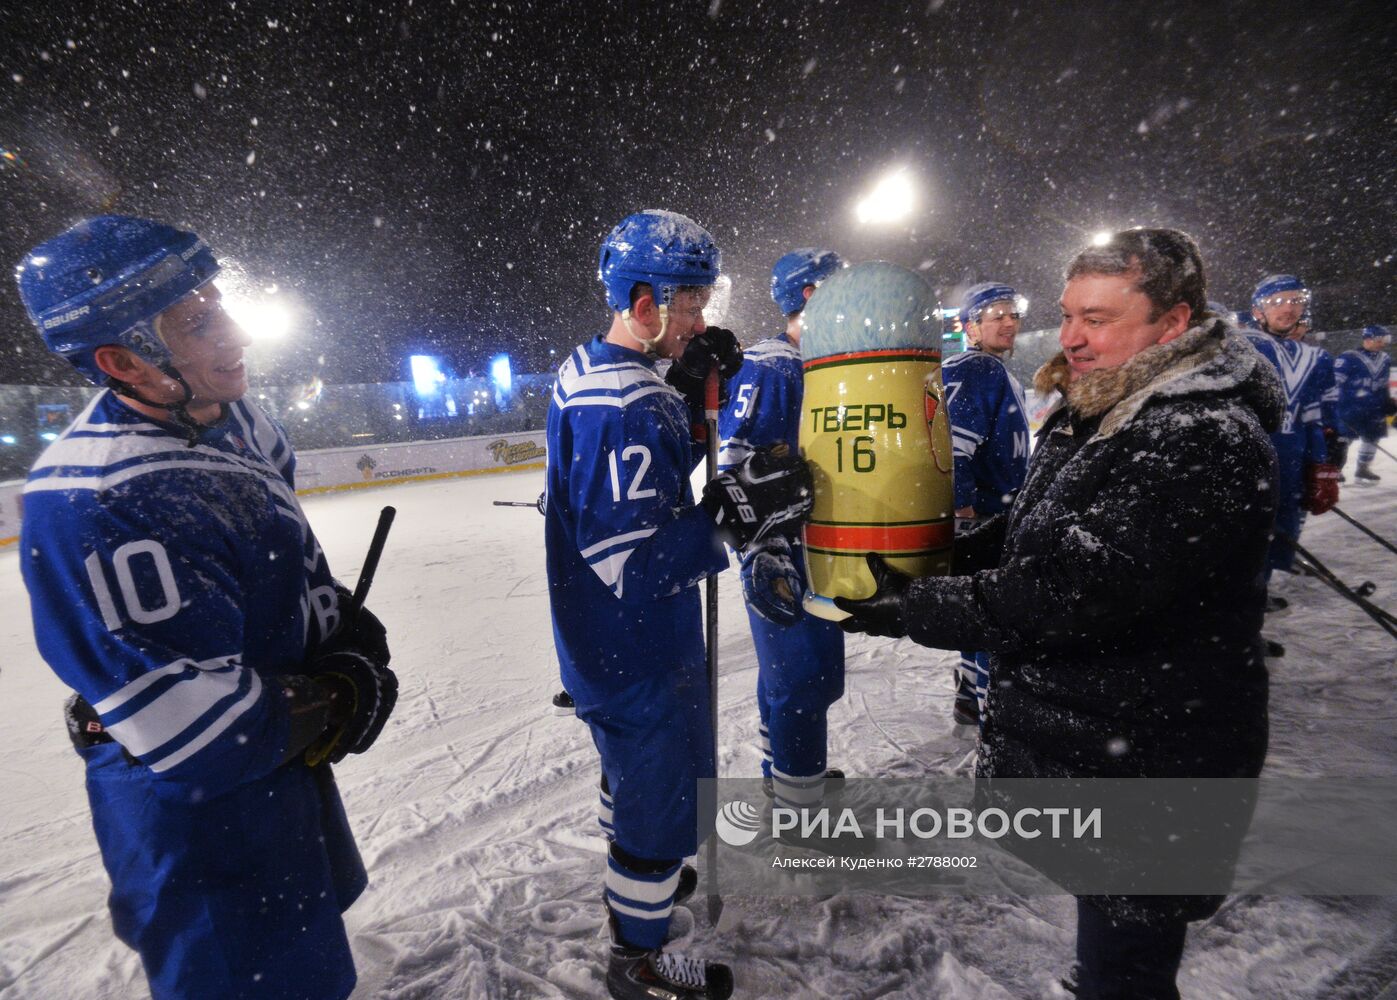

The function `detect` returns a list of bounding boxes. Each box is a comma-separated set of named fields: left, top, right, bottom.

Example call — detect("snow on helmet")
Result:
left=958, top=281, right=1021, bottom=330
left=770, top=248, right=843, bottom=315
left=15, top=215, right=219, bottom=384
left=597, top=210, right=721, bottom=314
left=1362, top=324, right=1392, bottom=344
left=1251, top=273, right=1309, bottom=310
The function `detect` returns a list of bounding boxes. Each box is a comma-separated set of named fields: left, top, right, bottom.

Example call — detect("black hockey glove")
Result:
left=665, top=327, right=743, bottom=409
left=303, top=586, right=396, bottom=765
left=322, top=584, right=390, bottom=666
left=304, top=651, right=399, bottom=765
left=701, top=443, right=813, bottom=550
left=833, top=552, right=913, bottom=638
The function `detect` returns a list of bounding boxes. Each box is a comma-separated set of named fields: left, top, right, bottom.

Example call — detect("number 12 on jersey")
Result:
left=607, top=445, right=657, bottom=502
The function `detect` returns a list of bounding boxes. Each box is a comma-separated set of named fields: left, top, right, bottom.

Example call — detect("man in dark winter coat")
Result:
left=837, top=229, right=1283, bottom=1000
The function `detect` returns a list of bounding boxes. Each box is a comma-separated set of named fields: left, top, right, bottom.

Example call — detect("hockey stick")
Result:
left=305, top=505, right=397, bottom=767
left=1331, top=506, right=1397, bottom=557
left=1376, top=443, right=1397, bottom=464
left=703, top=370, right=724, bottom=926
left=1291, top=539, right=1397, bottom=640
left=493, top=496, right=546, bottom=515
left=348, top=506, right=397, bottom=618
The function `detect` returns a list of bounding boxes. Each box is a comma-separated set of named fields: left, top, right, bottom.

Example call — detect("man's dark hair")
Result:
left=1066, top=228, right=1207, bottom=323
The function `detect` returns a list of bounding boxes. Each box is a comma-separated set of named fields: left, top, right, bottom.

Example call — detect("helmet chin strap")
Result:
left=111, top=364, right=225, bottom=447
left=622, top=303, right=670, bottom=355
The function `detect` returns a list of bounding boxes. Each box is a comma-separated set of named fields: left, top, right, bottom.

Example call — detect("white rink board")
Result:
left=0, top=429, right=547, bottom=542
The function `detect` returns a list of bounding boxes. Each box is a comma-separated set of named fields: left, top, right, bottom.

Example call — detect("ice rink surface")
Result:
left=1, top=456, right=1394, bottom=999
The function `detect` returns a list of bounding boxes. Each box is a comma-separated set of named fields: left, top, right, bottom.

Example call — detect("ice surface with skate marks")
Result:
left=0, top=459, right=1394, bottom=998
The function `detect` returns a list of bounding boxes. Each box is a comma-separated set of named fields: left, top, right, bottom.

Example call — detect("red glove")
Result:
left=1304, top=463, right=1340, bottom=515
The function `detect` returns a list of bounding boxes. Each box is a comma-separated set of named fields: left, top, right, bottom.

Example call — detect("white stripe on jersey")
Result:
left=102, top=655, right=252, bottom=758
left=24, top=457, right=273, bottom=496
left=580, top=527, right=659, bottom=559
left=589, top=548, right=635, bottom=597
left=718, top=437, right=755, bottom=467
left=145, top=673, right=263, bottom=773
left=553, top=345, right=681, bottom=411
left=92, top=654, right=234, bottom=714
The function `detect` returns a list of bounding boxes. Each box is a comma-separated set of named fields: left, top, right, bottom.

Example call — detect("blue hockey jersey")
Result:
left=1335, top=348, right=1394, bottom=435
left=1245, top=333, right=1327, bottom=471
left=545, top=336, right=728, bottom=707
left=20, top=391, right=364, bottom=1000
left=941, top=347, right=1030, bottom=515
left=718, top=334, right=803, bottom=468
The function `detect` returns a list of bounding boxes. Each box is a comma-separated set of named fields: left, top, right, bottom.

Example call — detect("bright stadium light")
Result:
left=855, top=168, right=916, bottom=225
left=1091, top=230, right=1112, bottom=246
left=220, top=286, right=295, bottom=341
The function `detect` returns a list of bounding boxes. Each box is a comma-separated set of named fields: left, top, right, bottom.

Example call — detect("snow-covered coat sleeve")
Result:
left=900, top=406, right=1275, bottom=654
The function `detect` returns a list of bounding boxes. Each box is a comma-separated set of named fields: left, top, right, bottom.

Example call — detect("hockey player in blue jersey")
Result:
left=1335, top=324, right=1396, bottom=482
left=718, top=248, right=846, bottom=813
left=545, top=211, right=812, bottom=1000
left=942, top=282, right=1031, bottom=725
left=14, top=216, right=397, bottom=1000
left=1246, top=274, right=1340, bottom=636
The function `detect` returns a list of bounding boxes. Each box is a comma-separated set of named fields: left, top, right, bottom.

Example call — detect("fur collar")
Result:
left=1033, top=319, right=1280, bottom=439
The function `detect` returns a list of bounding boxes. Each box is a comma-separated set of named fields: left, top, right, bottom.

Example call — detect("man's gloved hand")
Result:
left=1303, top=462, right=1340, bottom=515
left=321, top=584, right=390, bottom=665
left=833, top=552, right=914, bottom=638
left=305, top=586, right=397, bottom=765
left=665, top=327, right=743, bottom=409
left=741, top=534, right=804, bottom=626
left=701, top=443, right=813, bottom=550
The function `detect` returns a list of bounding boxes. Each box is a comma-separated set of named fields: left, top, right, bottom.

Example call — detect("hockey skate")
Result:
left=606, top=912, right=734, bottom=1000
left=551, top=689, right=575, bottom=715
left=1264, top=594, right=1290, bottom=616
left=1355, top=463, right=1381, bottom=483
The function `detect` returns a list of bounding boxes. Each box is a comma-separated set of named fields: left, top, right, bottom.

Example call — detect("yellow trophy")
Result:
left=799, top=261, right=954, bottom=620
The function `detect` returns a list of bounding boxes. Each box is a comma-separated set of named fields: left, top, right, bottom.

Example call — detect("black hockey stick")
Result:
left=348, top=506, right=397, bottom=618
left=1331, top=506, right=1397, bottom=557
left=1375, top=442, right=1397, bottom=464
left=1291, top=539, right=1397, bottom=640
left=703, top=370, right=724, bottom=926
left=306, top=505, right=397, bottom=767
left=492, top=495, right=546, bottom=515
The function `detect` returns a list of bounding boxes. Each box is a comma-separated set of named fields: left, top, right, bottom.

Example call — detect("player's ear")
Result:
left=630, top=291, right=658, bottom=323
left=93, top=345, right=153, bottom=385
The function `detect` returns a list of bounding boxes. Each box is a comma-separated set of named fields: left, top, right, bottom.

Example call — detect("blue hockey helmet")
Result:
left=597, top=210, right=721, bottom=314
left=958, top=281, right=1021, bottom=330
left=15, top=215, right=220, bottom=384
left=1251, top=273, right=1309, bottom=310
left=770, top=248, right=843, bottom=315
left=1362, top=324, right=1392, bottom=344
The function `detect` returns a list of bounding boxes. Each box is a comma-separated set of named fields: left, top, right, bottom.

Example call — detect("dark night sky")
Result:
left=1, top=0, right=1393, bottom=387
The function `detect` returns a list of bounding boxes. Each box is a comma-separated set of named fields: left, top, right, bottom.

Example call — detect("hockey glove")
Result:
left=304, top=651, right=399, bottom=765
left=665, top=327, right=743, bottom=409
left=1303, top=462, right=1340, bottom=515
left=833, top=552, right=913, bottom=638
left=741, top=534, right=804, bottom=626
left=322, top=584, right=391, bottom=667
left=701, top=443, right=813, bottom=551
